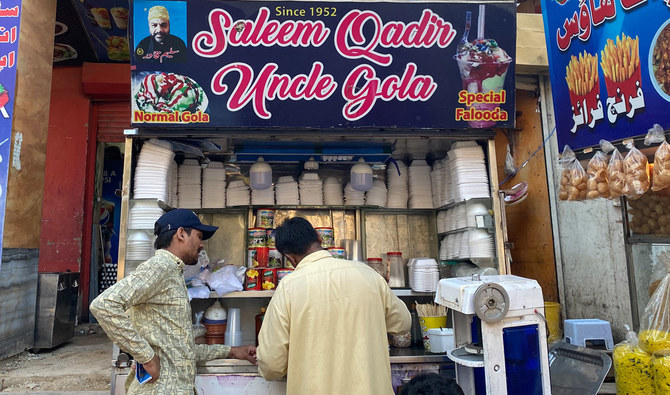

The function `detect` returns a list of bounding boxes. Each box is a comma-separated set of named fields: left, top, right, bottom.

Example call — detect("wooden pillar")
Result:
left=4, top=0, right=56, bottom=249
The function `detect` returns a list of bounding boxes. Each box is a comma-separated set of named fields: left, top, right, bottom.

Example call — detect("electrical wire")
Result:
left=499, top=126, right=557, bottom=186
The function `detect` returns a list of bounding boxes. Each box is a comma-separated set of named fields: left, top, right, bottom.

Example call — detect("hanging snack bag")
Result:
left=602, top=140, right=626, bottom=199
left=646, top=124, right=670, bottom=191
left=557, top=145, right=587, bottom=201
left=586, top=150, right=610, bottom=199
left=639, top=251, right=670, bottom=355
left=623, top=140, right=650, bottom=199
left=653, top=354, right=670, bottom=394
left=613, top=325, right=654, bottom=394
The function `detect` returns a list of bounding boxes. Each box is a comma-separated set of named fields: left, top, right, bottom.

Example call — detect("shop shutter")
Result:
left=96, top=102, right=131, bottom=143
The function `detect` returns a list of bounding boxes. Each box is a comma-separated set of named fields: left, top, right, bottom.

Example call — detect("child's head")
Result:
left=400, top=373, right=464, bottom=395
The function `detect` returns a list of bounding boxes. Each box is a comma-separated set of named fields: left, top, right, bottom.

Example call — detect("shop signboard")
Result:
left=129, top=0, right=516, bottom=130
left=0, top=0, right=19, bottom=268
left=541, top=0, right=670, bottom=150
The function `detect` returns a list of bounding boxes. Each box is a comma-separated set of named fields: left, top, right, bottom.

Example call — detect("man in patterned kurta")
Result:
left=91, top=209, right=256, bottom=394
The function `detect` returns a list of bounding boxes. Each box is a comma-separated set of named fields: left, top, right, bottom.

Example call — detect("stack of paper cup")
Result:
left=224, top=308, right=242, bottom=346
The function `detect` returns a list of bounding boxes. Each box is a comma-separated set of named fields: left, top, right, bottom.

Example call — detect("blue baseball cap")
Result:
left=154, top=209, right=218, bottom=240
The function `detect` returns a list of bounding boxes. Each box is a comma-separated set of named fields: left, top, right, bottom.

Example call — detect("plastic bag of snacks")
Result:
left=623, top=140, right=650, bottom=199
left=586, top=150, right=610, bottom=199
left=613, top=325, right=654, bottom=394
left=557, top=145, right=587, bottom=201
left=653, top=354, right=670, bottom=394
left=602, top=140, right=626, bottom=199
left=646, top=124, right=670, bottom=192
left=639, top=251, right=670, bottom=354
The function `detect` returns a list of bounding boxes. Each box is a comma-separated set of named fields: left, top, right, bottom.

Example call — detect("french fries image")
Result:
left=565, top=51, right=599, bottom=96
left=600, top=33, right=640, bottom=83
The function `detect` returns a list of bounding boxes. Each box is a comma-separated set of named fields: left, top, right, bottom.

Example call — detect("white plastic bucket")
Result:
left=427, top=328, right=454, bottom=353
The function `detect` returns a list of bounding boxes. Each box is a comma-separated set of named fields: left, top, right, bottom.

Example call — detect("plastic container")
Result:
left=350, top=158, right=373, bottom=191
left=250, top=157, right=272, bottom=190
left=367, top=258, right=387, bottom=280
left=544, top=302, right=562, bottom=343
left=387, top=252, right=405, bottom=287
left=419, top=315, right=447, bottom=351
left=427, top=328, right=454, bottom=353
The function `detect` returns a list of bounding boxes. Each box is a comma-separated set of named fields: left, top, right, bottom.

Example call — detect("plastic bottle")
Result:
left=410, top=303, right=422, bottom=346
left=387, top=252, right=405, bottom=287
left=255, top=307, right=267, bottom=346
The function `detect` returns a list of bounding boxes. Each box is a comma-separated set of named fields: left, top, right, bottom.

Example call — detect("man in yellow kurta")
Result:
left=257, top=217, right=411, bottom=394
left=91, top=209, right=256, bottom=394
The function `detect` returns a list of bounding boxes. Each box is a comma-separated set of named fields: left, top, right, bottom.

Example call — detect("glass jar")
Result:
left=367, top=258, right=387, bottom=281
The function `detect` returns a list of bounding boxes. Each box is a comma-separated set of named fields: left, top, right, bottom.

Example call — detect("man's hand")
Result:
left=229, top=345, right=257, bottom=365
left=143, top=354, right=161, bottom=382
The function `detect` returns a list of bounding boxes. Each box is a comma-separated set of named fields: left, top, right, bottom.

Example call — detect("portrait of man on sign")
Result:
left=135, top=3, right=187, bottom=63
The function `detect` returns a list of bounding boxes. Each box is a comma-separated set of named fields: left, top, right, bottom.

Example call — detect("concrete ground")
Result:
left=0, top=324, right=112, bottom=394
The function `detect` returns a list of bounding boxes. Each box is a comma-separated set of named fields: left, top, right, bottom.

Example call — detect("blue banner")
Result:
left=542, top=0, right=670, bottom=150
left=0, top=0, right=19, bottom=268
left=130, top=0, right=516, bottom=130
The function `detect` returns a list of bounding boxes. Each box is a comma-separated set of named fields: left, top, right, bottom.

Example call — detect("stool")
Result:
left=564, top=319, right=614, bottom=350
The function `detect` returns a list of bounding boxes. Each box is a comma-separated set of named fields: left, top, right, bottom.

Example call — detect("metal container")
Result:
left=34, top=272, right=79, bottom=350
left=548, top=341, right=612, bottom=395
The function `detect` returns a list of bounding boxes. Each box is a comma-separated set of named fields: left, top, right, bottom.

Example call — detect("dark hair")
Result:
left=400, top=374, right=464, bottom=395
left=275, top=217, right=320, bottom=256
left=154, top=227, right=193, bottom=250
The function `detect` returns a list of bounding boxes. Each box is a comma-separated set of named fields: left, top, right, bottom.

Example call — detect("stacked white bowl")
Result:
left=177, top=159, right=202, bottom=208
left=275, top=176, right=299, bottom=205
left=431, top=158, right=452, bottom=207
left=408, top=160, right=433, bottom=208
left=466, top=202, right=490, bottom=227
left=344, top=182, right=365, bottom=205
left=453, top=204, right=467, bottom=230
left=299, top=172, right=323, bottom=205
left=202, top=161, right=226, bottom=208
left=128, top=200, right=164, bottom=229
left=408, top=258, right=440, bottom=292
left=386, top=161, right=409, bottom=208
left=365, top=179, right=387, bottom=207
left=437, top=211, right=448, bottom=234
left=133, top=139, right=176, bottom=203
left=468, top=229, right=495, bottom=258
left=251, top=186, right=275, bottom=205
left=226, top=179, right=250, bottom=206
left=459, top=231, right=470, bottom=258
left=430, top=162, right=443, bottom=208
left=323, top=177, right=344, bottom=205
left=448, top=142, right=490, bottom=201
left=126, top=230, right=154, bottom=261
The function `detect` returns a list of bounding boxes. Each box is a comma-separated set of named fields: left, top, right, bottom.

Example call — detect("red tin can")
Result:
left=245, top=268, right=262, bottom=291
left=261, top=268, right=277, bottom=290
left=276, top=268, right=294, bottom=285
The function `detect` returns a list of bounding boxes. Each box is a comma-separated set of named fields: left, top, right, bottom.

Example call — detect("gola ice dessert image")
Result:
left=455, top=38, right=512, bottom=127
left=135, top=72, right=208, bottom=113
